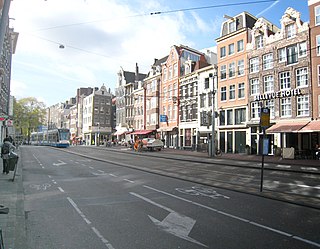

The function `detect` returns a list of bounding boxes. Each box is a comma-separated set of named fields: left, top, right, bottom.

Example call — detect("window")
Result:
left=237, top=59, right=244, bottom=76
left=238, top=83, right=245, bottom=98
left=237, top=40, right=244, bottom=52
left=263, top=53, right=273, bottom=70
left=264, top=75, right=274, bottom=93
left=251, top=102, right=259, bottom=119
left=229, top=62, right=235, bottom=77
left=204, top=78, right=209, bottom=89
left=296, top=68, right=308, bottom=87
left=278, top=48, right=286, bottom=63
left=318, top=65, right=320, bottom=86
left=220, top=46, right=226, bottom=58
left=168, top=66, right=173, bottom=79
left=219, top=110, right=225, bottom=126
left=265, top=99, right=275, bottom=118
left=249, top=57, right=259, bottom=73
left=221, top=86, right=227, bottom=101
left=286, top=24, right=296, bottom=38
left=227, top=110, right=233, bottom=125
left=173, top=64, right=178, bottom=77
left=317, top=36, right=320, bottom=56
left=287, top=45, right=298, bottom=64
left=250, top=78, right=259, bottom=95
left=220, top=65, right=226, bottom=80
left=229, top=85, right=235, bottom=100
left=200, top=94, right=205, bottom=108
left=281, top=97, right=292, bottom=117
left=297, top=95, right=309, bottom=116
left=255, top=35, right=263, bottom=49
left=229, top=21, right=236, bottom=33
left=163, top=68, right=167, bottom=81
left=316, top=6, right=320, bottom=25
left=279, top=71, right=291, bottom=90
left=298, top=42, right=307, bottom=57
left=235, top=108, right=246, bottom=124
left=228, top=43, right=235, bottom=55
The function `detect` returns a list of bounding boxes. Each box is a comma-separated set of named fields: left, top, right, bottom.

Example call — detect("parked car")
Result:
left=141, top=138, right=164, bottom=151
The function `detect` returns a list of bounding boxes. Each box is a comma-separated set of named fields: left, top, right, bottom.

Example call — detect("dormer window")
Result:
left=286, top=24, right=296, bottom=38
left=255, top=35, right=263, bottom=49
left=228, top=21, right=236, bottom=33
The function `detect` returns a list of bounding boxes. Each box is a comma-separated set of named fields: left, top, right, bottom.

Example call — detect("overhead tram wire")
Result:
left=32, top=0, right=277, bottom=32
left=149, top=0, right=277, bottom=15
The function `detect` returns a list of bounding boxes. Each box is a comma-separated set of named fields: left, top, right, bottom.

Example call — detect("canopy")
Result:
left=130, top=130, right=154, bottom=135
left=266, top=121, right=309, bottom=133
left=113, top=131, right=126, bottom=136
left=298, top=120, right=320, bottom=133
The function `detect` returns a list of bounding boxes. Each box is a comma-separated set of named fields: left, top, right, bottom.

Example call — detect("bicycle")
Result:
left=0, top=205, right=9, bottom=249
left=215, top=148, right=222, bottom=157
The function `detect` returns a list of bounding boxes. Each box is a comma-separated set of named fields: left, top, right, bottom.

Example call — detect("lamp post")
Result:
left=210, top=73, right=216, bottom=158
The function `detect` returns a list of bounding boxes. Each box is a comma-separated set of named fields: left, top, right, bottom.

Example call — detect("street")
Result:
left=21, top=146, right=320, bottom=249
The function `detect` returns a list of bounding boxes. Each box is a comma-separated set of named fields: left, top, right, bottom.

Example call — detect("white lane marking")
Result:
left=53, top=160, right=67, bottom=166
left=98, top=170, right=105, bottom=173
left=89, top=166, right=94, bottom=169
left=67, top=197, right=91, bottom=225
left=124, top=179, right=134, bottom=183
left=67, top=197, right=115, bottom=249
left=276, top=165, right=291, bottom=169
left=91, top=227, right=115, bottom=249
left=143, top=185, right=320, bottom=248
left=130, top=192, right=207, bottom=247
left=58, top=187, right=65, bottom=193
left=301, top=167, right=319, bottom=171
left=48, top=175, right=52, bottom=178
left=52, top=180, right=57, bottom=184
left=109, top=174, right=117, bottom=177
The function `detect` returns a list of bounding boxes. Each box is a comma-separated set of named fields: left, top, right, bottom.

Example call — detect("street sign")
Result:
left=260, top=107, right=270, bottom=128
left=160, top=114, right=167, bottom=122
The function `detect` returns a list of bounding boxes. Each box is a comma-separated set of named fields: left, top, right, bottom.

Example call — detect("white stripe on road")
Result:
left=143, top=185, right=320, bottom=248
left=124, top=179, right=134, bottom=183
left=109, top=174, right=117, bottom=177
left=58, top=187, right=64, bottom=193
left=91, top=227, right=115, bottom=249
left=67, top=197, right=115, bottom=249
left=98, top=170, right=105, bottom=173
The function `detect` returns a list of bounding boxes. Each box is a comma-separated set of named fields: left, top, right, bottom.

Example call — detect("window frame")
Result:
left=263, top=53, right=273, bottom=70
left=249, top=57, right=259, bottom=73
left=220, top=86, right=227, bottom=101
left=250, top=78, right=260, bottom=95
left=297, top=95, right=309, bottom=117
left=296, top=67, right=308, bottom=88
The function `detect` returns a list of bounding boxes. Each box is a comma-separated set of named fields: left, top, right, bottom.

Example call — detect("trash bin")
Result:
left=8, top=152, right=19, bottom=171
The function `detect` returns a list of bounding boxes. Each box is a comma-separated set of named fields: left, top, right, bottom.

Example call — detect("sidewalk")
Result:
left=0, top=150, right=26, bottom=249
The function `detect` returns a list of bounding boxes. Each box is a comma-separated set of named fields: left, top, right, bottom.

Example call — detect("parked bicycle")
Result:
left=215, top=148, right=222, bottom=157
left=0, top=205, right=9, bottom=249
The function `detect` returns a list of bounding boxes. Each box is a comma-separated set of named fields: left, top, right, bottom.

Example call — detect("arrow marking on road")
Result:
left=53, top=160, right=67, bottom=166
left=130, top=192, right=207, bottom=247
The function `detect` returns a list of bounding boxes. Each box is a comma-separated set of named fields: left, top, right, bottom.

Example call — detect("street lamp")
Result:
left=209, top=73, right=216, bottom=158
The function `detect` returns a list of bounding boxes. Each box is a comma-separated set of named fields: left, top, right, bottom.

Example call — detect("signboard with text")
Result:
left=260, top=107, right=270, bottom=128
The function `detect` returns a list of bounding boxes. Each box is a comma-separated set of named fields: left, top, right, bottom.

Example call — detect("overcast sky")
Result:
left=9, top=0, right=308, bottom=107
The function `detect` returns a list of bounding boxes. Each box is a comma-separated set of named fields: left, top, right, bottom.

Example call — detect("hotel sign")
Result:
left=254, top=88, right=302, bottom=101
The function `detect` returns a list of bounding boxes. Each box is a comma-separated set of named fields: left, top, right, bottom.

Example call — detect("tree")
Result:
left=13, top=97, right=46, bottom=143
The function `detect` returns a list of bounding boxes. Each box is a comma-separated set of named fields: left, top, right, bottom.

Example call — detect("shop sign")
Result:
left=254, top=88, right=302, bottom=101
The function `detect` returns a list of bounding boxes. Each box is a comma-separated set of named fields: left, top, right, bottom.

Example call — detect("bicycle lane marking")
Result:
left=66, top=197, right=115, bottom=249
left=143, top=185, right=320, bottom=248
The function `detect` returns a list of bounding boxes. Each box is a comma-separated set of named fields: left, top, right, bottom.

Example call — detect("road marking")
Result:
left=98, top=170, right=105, bottom=173
left=124, top=179, right=134, bottom=183
left=52, top=180, right=57, bottom=184
left=29, top=183, right=51, bottom=191
left=301, top=167, right=319, bottom=171
left=276, top=165, right=291, bottom=169
left=89, top=166, right=94, bottom=169
left=67, top=197, right=91, bottom=225
left=53, top=160, right=67, bottom=166
left=67, top=197, right=115, bottom=249
left=58, top=187, right=65, bottom=193
left=91, top=227, right=115, bottom=249
left=48, top=175, right=52, bottom=178
left=143, top=185, right=320, bottom=248
left=109, top=174, right=117, bottom=177
left=130, top=192, right=207, bottom=247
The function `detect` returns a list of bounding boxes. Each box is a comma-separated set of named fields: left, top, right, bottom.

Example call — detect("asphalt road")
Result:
left=21, top=146, right=320, bottom=249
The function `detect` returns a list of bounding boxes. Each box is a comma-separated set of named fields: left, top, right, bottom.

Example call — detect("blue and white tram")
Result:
left=30, top=128, right=70, bottom=148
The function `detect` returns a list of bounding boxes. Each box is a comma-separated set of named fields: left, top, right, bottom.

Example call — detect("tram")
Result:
left=30, top=128, right=70, bottom=148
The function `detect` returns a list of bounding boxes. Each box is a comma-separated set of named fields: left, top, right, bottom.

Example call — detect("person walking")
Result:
left=1, top=137, right=15, bottom=174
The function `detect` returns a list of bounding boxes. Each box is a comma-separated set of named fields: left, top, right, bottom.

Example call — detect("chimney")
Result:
left=135, top=62, right=139, bottom=82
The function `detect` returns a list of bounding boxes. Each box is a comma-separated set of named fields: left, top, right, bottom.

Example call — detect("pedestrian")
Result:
left=315, top=144, right=320, bottom=160
left=1, top=137, right=15, bottom=174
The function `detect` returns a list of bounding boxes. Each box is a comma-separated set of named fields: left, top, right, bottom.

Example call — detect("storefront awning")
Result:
left=113, top=131, right=126, bottom=136
left=298, top=120, right=320, bottom=133
left=266, top=121, right=309, bottom=133
left=130, top=130, right=154, bottom=135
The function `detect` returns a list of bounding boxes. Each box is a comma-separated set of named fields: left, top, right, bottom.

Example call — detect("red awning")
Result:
left=130, top=130, right=154, bottom=135
left=298, top=120, right=320, bottom=133
left=266, top=121, right=309, bottom=133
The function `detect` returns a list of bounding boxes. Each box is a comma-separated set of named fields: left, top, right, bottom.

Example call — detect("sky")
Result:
left=9, top=0, right=309, bottom=107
